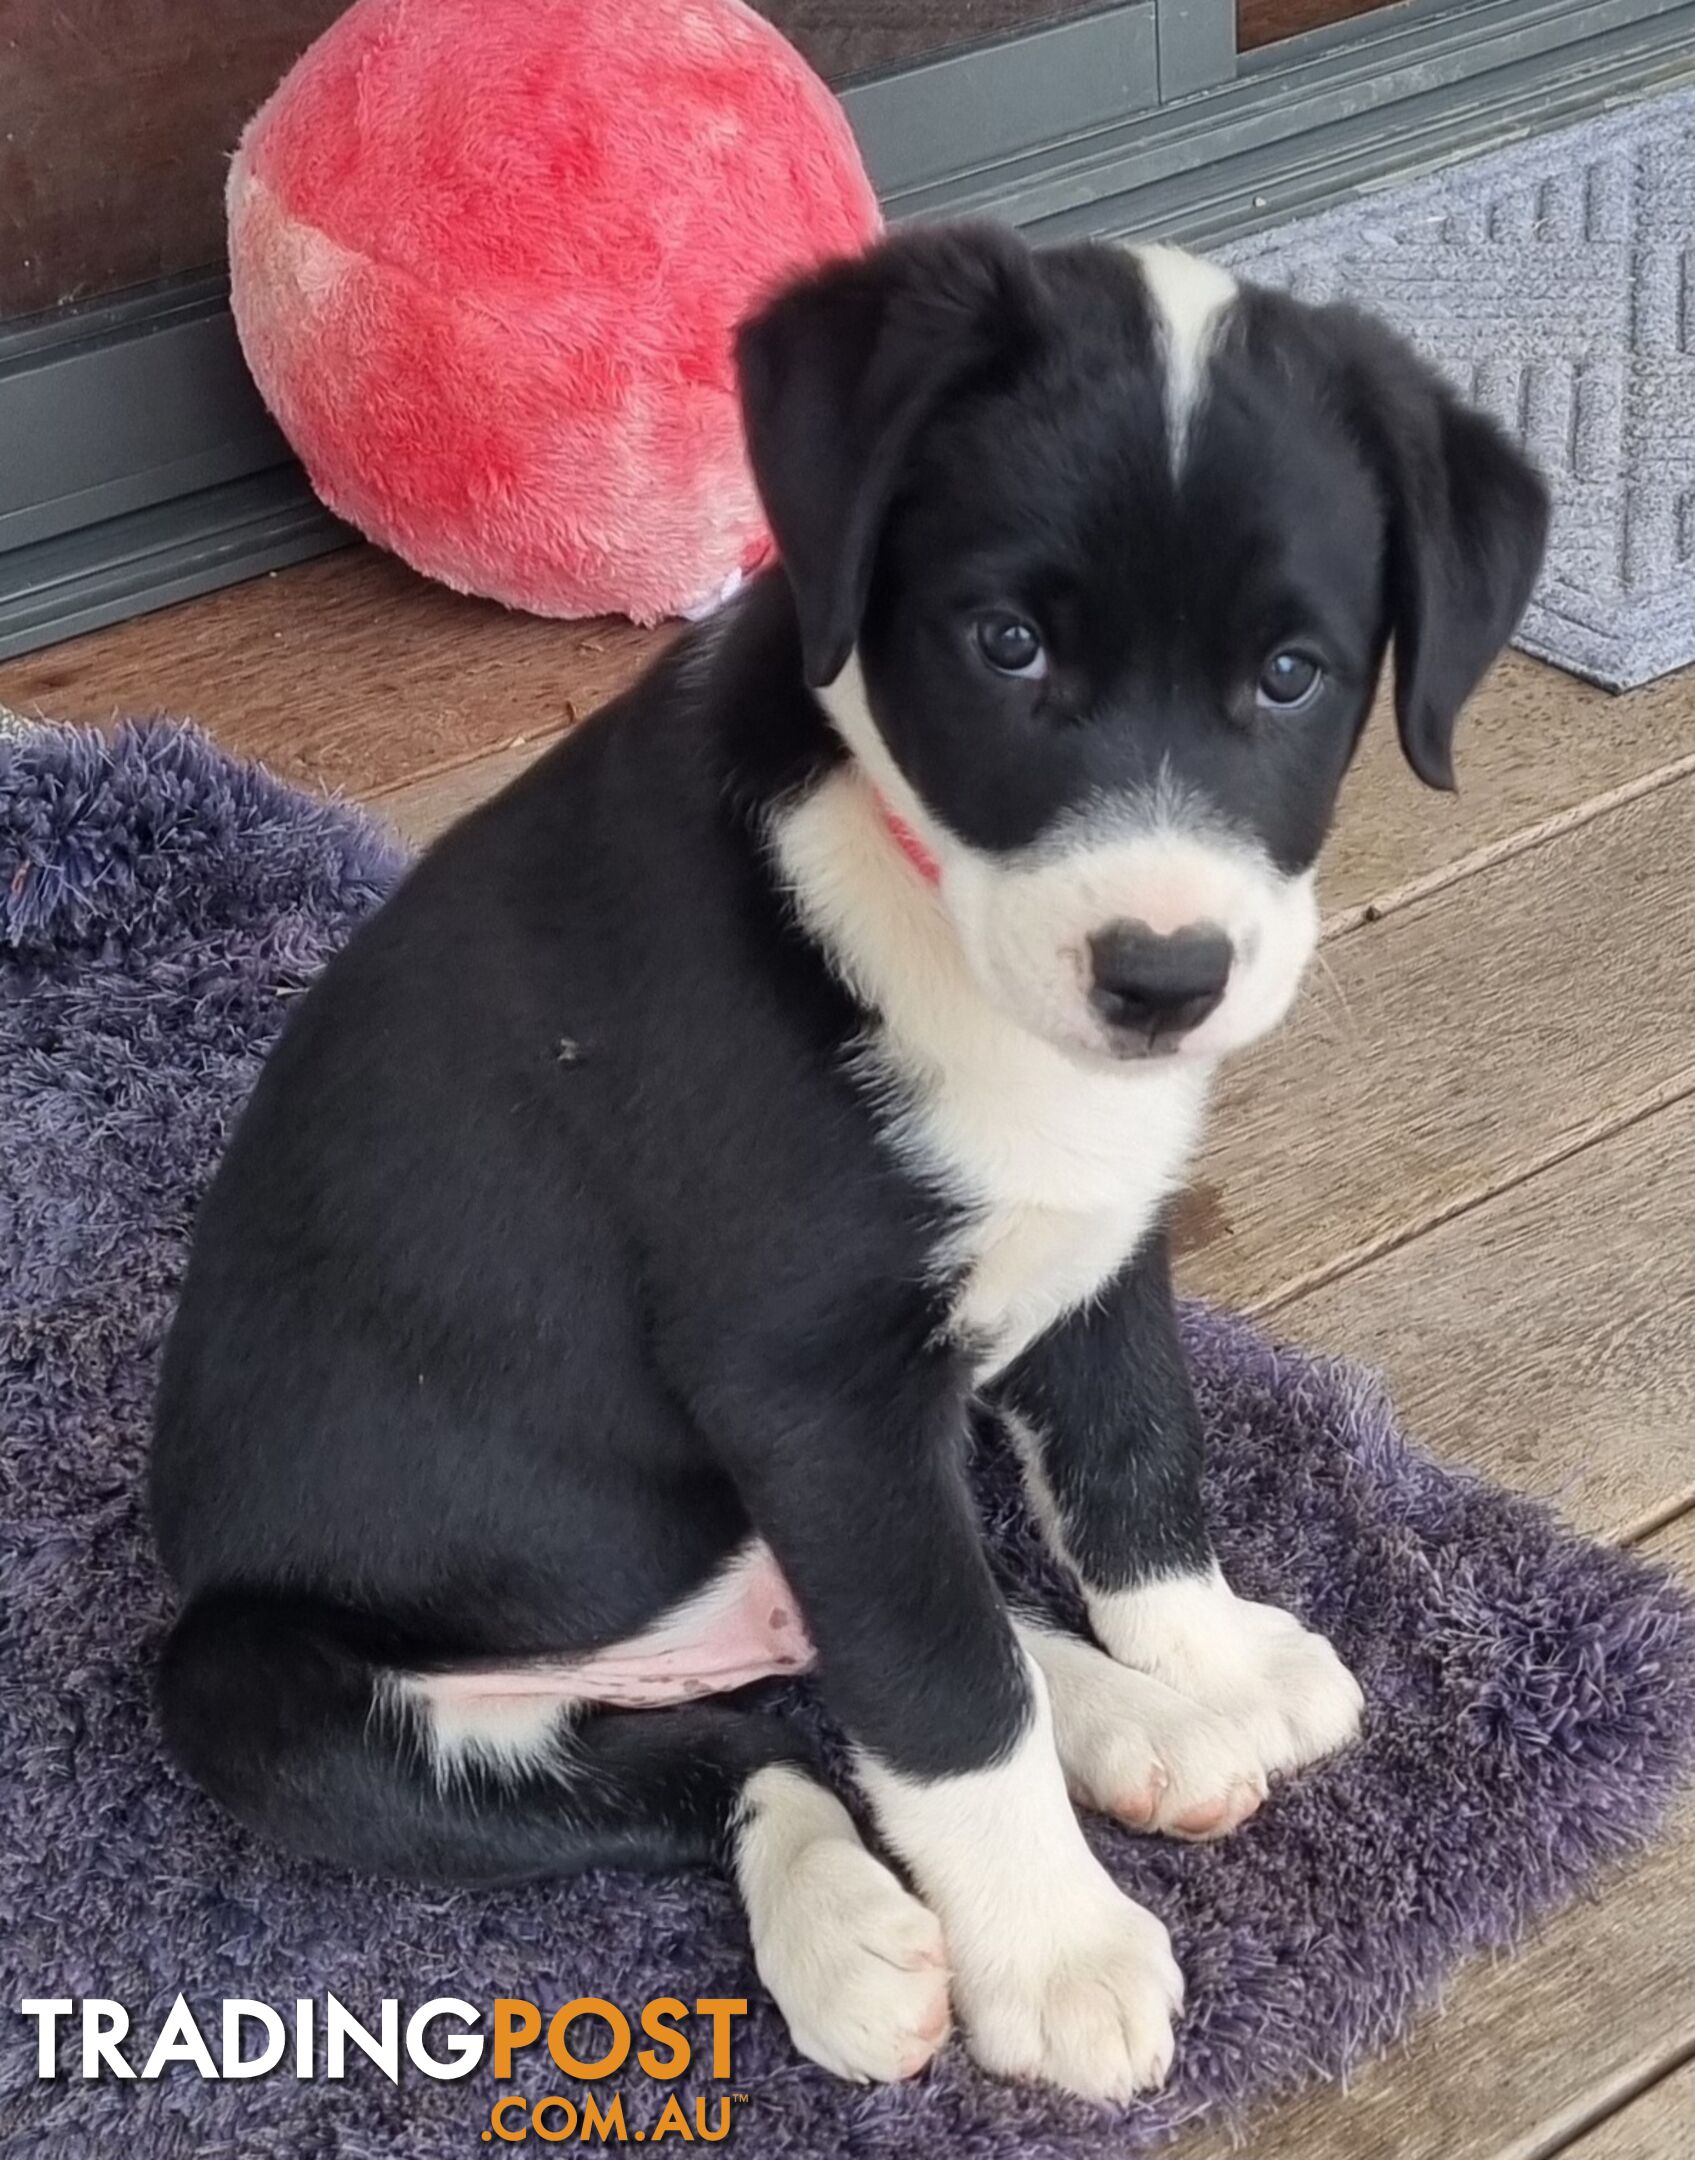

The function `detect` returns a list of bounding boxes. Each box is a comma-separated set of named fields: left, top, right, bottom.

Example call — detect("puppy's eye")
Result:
left=974, top=613, right=1047, bottom=679
left=1257, top=651, right=1324, bottom=710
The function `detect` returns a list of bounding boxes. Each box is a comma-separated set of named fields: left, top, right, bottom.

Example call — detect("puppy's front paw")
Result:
left=1020, top=1621, right=1265, bottom=1839
left=853, top=1653, right=1183, bottom=2100
left=737, top=1768, right=950, bottom=2084
left=957, top=1880, right=1183, bottom=2104
left=759, top=1838, right=951, bottom=2083
left=1091, top=1570, right=1363, bottom=1782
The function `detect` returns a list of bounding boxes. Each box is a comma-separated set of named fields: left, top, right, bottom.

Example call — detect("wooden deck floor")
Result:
left=5, top=548, right=1692, bottom=2156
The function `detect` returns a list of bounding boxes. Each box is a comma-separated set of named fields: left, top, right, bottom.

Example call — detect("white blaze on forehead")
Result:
left=1126, top=243, right=1237, bottom=469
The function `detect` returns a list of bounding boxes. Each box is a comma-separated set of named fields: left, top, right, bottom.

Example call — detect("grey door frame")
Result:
left=4, top=0, right=1693, bottom=661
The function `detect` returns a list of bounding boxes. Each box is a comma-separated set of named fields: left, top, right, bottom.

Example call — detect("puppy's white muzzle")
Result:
left=945, top=821, right=1318, bottom=1067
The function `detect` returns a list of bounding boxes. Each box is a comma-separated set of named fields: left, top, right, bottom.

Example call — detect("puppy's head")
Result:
left=737, top=225, right=1548, bottom=1066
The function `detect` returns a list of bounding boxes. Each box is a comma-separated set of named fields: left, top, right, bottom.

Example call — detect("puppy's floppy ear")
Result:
left=1332, top=308, right=1550, bottom=791
left=736, top=224, right=1040, bottom=688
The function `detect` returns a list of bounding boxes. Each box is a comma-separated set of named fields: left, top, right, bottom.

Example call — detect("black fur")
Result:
left=1000, top=1231, right=1210, bottom=1594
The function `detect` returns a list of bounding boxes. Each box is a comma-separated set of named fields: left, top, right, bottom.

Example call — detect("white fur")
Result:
left=1000, top=1407, right=1069, bottom=1560
left=734, top=1765, right=951, bottom=2084
left=857, top=1651, right=1184, bottom=2102
left=1016, top=1618, right=1266, bottom=1838
left=386, top=1681, right=566, bottom=1787
left=954, top=1203, right=1169, bottom=1383
left=945, top=795, right=1318, bottom=1070
left=1126, top=243, right=1238, bottom=466
left=1089, top=1566, right=1366, bottom=1781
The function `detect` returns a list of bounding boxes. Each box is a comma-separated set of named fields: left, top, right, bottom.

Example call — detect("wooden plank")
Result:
left=1176, top=776, right=1695, bottom=1315
left=1268, top=1095, right=1695, bottom=1542
left=1563, top=2058, right=1695, bottom=2159
left=0, top=547, right=667, bottom=800
left=1320, top=657, right=1695, bottom=932
left=1179, top=1512, right=1695, bottom=2160
left=375, top=739, right=553, bottom=849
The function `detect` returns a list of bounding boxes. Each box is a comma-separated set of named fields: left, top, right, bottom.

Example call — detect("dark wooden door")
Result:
left=3, top=0, right=345, bottom=322
left=1238, top=0, right=1407, bottom=53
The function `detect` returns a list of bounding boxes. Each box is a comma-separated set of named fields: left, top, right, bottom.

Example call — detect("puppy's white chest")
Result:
left=774, top=767, right=1208, bottom=1376
left=856, top=910, right=1207, bottom=1376
left=920, top=1062, right=1204, bottom=1379
left=953, top=1200, right=1149, bottom=1379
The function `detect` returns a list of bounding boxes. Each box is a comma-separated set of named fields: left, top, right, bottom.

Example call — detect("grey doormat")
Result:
left=1221, top=89, right=1695, bottom=692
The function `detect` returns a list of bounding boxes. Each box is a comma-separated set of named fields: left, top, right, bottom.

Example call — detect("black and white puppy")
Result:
left=151, top=225, right=1547, bottom=2103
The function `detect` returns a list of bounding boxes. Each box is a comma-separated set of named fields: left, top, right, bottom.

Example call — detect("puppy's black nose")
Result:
left=1088, top=922, right=1232, bottom=1041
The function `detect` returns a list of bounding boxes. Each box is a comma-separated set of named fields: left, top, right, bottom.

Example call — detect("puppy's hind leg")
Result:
left=158, top=1592, right=949, bottom=2085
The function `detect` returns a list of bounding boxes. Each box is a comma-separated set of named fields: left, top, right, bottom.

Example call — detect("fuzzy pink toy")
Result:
left=227, top=0, right=880, bottom=623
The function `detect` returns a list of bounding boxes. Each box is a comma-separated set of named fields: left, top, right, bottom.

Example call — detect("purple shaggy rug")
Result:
left=4, top=721, right=1695, bottom=2158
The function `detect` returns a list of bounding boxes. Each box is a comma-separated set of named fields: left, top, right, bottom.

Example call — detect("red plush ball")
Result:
left=228, top=0, right=880, bottom=622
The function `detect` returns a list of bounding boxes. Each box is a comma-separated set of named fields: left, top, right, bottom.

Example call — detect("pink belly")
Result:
left=418, top=1542, right=817, bottom=1712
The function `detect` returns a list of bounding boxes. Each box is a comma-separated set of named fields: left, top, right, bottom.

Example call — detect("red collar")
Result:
left=873, top=790, right=942, bottom=886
